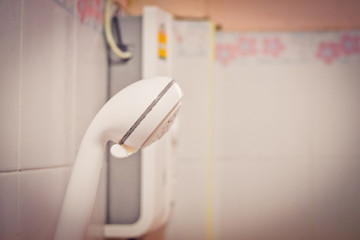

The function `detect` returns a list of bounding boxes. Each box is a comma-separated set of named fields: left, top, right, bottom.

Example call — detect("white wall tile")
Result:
left=19, top=167, right=71, bottom=240
left=0, top=172, right=18, bottom=239
left=0, top=1, right=107, bottom=240
left=0, top=0, right=21, bottom=171
left=214, top=64, right=310, bottom=158
left=20, top=0, right=75, bottom=169
left=166, top=160, right=208, bottom=240
left=174, top=58, right=211, bottom=161
left=173, top=21, right=212, bottom=161
left=74, top=19, right=107, bottom=151
left=214, top=159, right=313, bottom=240
left=310, top=64, right=360, bottom=157
left=311, top=160, right=360, bottom=240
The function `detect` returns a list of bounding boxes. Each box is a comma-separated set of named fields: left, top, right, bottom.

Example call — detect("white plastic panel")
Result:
left=105, top=6, right=175, bottom=238
left=140, top=6, right=175, bottom=234
left=142, top=6, right=173, bottom=79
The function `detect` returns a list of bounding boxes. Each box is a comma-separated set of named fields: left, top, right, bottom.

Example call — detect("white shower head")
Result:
left=101, top=76, right=183, bottom=157
left=54, top=76, right=183, bottom=240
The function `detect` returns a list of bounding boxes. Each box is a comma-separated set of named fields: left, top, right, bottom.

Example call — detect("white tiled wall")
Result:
left=0, top=0, right=21, bottom=172
left=213, top=32, right=360, bottom=240
left=0, top=0, right=107, bottom=239
left=213, top=160, right=313, bottom=240
left=20, top=0, right=75, bottom=169
left=0, top=173, right=18, bottom=239
left=19, top=167, right=71, bottom=240
left=311, top=160, right=360, bottom=240
left=168, top=27, right=360, bottom=240
left=172, top=21, right=213, bottom=162
left=75, top=16, right=107, bottom=150
left=311, top=65, right=360, bottom=157
left=214, top=64, right=310, bottom=157
left=166, top=20, right=213, bottom=240
left=166, top=162, right=208, bottom=240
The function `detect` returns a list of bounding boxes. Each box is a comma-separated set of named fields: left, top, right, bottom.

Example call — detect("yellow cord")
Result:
left=206, top=22, right=216, bottom=240
left=104, top=0, right=132, bottom=59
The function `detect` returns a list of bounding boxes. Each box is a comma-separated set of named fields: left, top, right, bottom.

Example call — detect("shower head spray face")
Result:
left=89, top=76, right=183, bottom=157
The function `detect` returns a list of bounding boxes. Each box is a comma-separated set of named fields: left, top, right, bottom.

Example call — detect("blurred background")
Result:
left=1, top=0, right=360, bottom=239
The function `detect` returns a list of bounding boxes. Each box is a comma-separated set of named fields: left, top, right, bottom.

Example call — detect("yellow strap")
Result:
left=206, top=22, right=215, bottom=240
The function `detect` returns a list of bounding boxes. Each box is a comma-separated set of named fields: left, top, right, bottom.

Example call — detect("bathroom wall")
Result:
left=167, top=24, right=360, bottom=240
left=213, top=31, right=360, bottom=240
left=165, top=20, right=213, bottom=240
left=0, top=0, right=107, bottom=239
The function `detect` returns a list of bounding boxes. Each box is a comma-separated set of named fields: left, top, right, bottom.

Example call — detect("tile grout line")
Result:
left=72, top=1, right=78, bottom=159
left=0, top=164, right=74, bottom=174
left=16, top=0, right=24, bottom=238
left=206, top=22, right=215, bottom=240
left=17, top=0, right=23, bottom=173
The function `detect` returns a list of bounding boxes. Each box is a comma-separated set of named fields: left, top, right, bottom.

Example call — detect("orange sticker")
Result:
left=158, top=24, right=167, bottom=59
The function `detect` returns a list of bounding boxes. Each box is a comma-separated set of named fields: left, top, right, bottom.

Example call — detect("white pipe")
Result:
left=104, top=0, right=132, bottom=59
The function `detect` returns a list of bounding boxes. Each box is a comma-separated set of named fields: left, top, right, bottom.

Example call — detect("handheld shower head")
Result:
left=54, top=76, right=183, bottom=240
left=105, top=76, right=182, bottom=157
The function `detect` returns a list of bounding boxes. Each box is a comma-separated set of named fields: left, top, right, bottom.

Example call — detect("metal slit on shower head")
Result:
left=119, top=79, right=175, bottom=145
